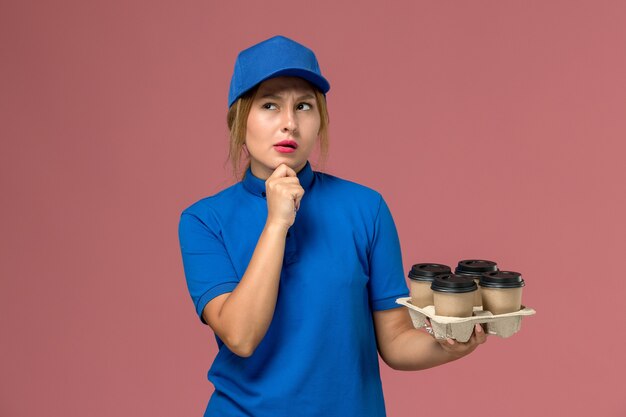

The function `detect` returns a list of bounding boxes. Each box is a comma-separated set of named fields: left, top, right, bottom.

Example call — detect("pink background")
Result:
left=2, top=1, right=625, bottom=416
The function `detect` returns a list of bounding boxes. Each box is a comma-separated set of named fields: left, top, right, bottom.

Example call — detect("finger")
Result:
left=434, top=337, right=449, bottom=348
left=271, top=163, right=297, bottom=178
left=276, top=177, right=302, bottom=186
left=473, top=324, right=488, bottom=344
left=272, top=184, right=304, bottom=208
left=266, top=177, right=300, bottom=191
left=268, top=164, right=290, bottom=179
left=276, top=184, right=304, bottom=196
left=463, top=326, right=485, bottom=347
left=283, top=164, right=297, bottom=177
left=293, top=189, right=305, bottom=211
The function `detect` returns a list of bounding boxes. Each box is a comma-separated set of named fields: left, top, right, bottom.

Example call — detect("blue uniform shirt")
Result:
left=179, top=162, right=409, bottom=417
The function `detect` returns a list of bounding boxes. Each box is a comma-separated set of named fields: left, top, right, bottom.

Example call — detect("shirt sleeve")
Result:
left=367, top=196, right=410, bottom=311
left=178, top=210, right=239, bottom=323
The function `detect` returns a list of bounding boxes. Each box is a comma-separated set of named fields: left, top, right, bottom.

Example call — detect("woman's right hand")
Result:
left=264, top=164, right=304, bottom=229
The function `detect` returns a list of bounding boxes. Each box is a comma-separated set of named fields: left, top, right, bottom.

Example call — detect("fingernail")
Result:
left=475, top=324, right=482, bottom=333
left=447, top=338, right=455, bottom=345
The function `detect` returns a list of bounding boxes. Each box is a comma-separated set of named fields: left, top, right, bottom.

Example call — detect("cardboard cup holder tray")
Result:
left=396, top=297, right=536, bottom=342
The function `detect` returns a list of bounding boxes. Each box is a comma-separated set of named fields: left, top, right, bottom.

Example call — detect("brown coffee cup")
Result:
left=431, top=274, right=478, bottom=317
left=455, top=259, right=499, bottom=307
left=479, top=271, right=525, bottom=315
left=408, top=263, right=451, bottom=307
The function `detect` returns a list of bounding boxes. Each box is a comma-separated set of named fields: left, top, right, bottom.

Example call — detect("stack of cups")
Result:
left=455, top=260, right=498, bottom=307
left=408, top=263, right=451, bottom=308
left=479, top=271, right=525, bottom=314
left=407, top=260, right=526, bottom=318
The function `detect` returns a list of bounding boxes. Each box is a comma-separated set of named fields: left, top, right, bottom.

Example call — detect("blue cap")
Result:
left=228, top=35, right=330, bottom=108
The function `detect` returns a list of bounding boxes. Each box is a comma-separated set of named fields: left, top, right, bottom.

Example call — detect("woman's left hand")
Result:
left=434, top=323, right=488, bottom=359
left=374, top=309, right=488, bottom=370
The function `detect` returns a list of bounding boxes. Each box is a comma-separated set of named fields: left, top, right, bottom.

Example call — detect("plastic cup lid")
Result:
left=479, top=271, right=525, bottom=288
left=408, top=263, right=452, bottom=282
left=430, top=273, right=478, bottom=293
left=455, top=259, right=498, bottom=277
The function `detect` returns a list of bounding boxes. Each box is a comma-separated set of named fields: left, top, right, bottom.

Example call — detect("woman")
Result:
left=179, top=35, right=486, bottom=417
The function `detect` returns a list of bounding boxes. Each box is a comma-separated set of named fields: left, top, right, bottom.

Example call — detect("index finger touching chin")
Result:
left=269, top=164, right=290, bottom=179
left=283, top=164, right=297, bottom=177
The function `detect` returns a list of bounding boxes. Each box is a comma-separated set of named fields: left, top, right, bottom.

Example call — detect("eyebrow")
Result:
left=259, top=93, right=315, bottom=100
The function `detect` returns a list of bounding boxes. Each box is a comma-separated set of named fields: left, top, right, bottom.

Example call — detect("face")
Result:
left=245, top=77, right=321, bottom=179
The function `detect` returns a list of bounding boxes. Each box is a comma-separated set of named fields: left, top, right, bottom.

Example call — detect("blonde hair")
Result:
left=226, top=84, right=330, bottom=180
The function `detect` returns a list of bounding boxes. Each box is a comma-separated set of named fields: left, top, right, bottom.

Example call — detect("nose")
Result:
left=281, top=107, right=298, bottom=134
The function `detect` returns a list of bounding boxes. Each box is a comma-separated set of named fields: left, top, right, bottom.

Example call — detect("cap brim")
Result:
left=229, top=68, right=330, bottom=107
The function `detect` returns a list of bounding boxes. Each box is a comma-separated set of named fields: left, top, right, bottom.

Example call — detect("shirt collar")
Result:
left=242, top=161, right=315, bottom=197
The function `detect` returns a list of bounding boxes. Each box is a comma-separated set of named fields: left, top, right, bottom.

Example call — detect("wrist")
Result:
left=263, top=221, right=290, bottom=236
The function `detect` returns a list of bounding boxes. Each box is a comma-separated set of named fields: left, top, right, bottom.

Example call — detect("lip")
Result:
left=273, top=140, right=298, bottom=154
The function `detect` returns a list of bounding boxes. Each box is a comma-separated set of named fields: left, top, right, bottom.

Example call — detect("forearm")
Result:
left=382, top=328, right=460, bottom=371
left=214, top=222, right=288, bottom=354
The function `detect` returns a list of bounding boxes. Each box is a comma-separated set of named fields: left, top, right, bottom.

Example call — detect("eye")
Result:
left=262, top=103, right=278, bottom=110
left=296, top=102, right=313, bottom=111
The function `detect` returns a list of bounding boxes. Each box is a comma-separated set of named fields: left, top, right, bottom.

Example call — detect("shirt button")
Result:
left=261, top=192, right=266, bottom=198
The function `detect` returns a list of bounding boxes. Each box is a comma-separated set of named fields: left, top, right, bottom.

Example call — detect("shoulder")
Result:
left=312, top=171, right=386, bottom=221
left=314, top=171, right=383, bottom=204
left=180, top=182, right=244, bottom=226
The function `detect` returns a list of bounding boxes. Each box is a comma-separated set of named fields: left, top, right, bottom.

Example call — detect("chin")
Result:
left=274, top=158, right=305, bottom=169
left=250, top=156, right=307, bottom=178
left=288, top=160, right=308, bottom=171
